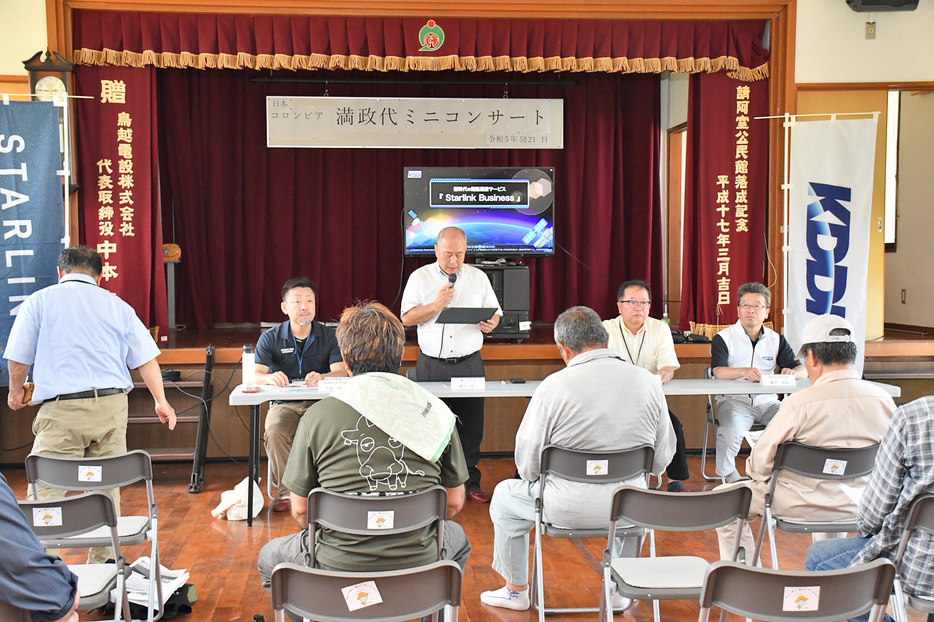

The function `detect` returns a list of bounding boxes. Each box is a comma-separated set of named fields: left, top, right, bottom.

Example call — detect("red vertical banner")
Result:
left=74, top=65, right=167, bottom=334
left=679, top=72, right=768, bottom=335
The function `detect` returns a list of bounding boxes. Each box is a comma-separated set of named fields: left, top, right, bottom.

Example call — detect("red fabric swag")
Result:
left=72, top=11, right=769, bottom=81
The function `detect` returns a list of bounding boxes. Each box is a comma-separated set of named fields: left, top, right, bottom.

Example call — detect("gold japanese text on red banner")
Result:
left=713, top=85, right=753, bottom=308
left=94, top=79, right=135, bottom=281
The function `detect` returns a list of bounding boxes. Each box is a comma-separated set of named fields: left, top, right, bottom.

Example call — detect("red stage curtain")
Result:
left=154, top=70, right=661, bottom=328
left=679, top=72, right=769, bottom=335
left=72, top=12, right=769, bottom=81
left=73, top=65, right=168, bottom=333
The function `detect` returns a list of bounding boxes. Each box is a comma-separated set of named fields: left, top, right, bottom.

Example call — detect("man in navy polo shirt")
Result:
left=255, top=277, right=347, bottom=512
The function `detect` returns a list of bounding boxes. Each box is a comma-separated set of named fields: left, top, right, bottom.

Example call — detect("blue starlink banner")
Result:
left=0, top=101, right=65, bottom=387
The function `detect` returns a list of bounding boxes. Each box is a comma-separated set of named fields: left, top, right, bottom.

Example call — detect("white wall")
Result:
left=0, top=0, right=46, bottom=76
left=796, top=0, right=934, bottom=83
left=668, top=73, right=688, bottom=128
left=884, top=92, right=934, bottom=326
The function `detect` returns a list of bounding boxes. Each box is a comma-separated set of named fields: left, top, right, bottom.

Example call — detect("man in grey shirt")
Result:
left=479, top=306, right=675, bottom=611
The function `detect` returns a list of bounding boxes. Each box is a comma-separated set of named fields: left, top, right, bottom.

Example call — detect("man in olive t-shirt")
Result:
left=257, top=302, right=471, bottom=605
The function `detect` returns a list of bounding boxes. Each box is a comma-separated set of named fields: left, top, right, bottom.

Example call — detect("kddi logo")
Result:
left=805, top=182, right=852, bottom=316
left=418, top=20, right=445, bottom=52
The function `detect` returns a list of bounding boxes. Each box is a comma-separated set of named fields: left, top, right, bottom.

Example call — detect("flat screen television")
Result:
left=403, top=166, right=555, bottom=257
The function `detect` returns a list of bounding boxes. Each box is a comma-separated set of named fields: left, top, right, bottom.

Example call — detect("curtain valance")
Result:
left=72, top=11, right=769, bottom=81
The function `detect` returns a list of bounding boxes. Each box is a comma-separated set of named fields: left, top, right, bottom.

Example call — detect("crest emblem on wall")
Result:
left=419, top=20, right=445, bottom=51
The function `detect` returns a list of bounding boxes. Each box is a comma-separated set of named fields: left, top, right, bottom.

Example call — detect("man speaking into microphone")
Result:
left=402, top=226, right=502, bottom=502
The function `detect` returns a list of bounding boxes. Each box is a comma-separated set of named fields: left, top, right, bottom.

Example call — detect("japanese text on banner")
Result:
left=95, top=79, right=135, bottom=281
left=714, top=85, right=753, bottom=308
left=267, top=97, right=564, bottom=149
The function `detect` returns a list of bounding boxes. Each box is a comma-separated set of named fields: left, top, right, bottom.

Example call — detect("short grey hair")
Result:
left=554, top=306, right=608, bottom=352
left=801, top=328, right=858, bottom=366
left=737, top=282, right=771, bottom=307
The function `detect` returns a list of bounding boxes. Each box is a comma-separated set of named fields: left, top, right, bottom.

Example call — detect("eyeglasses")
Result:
left=738, top=303, right=767, bottom=310
left=619, top=300, right=651, bottom=308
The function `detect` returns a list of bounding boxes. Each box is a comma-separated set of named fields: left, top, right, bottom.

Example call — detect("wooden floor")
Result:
left=1, top=455, right=922, bottom=621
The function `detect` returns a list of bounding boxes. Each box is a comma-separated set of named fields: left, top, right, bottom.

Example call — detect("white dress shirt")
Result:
left=401, top=262, right=502, bottom=359
left=603, top=315, right=679, bottom=374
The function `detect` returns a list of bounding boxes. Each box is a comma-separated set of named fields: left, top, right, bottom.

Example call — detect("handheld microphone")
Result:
left=448, top=272, right=457, bottom=285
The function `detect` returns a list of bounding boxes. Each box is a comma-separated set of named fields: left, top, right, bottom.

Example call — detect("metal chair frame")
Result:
left=700, top=367, right=767, bottom=482
left=25, top=450, right=163, bottom=622
left=892, top=494, right=934, bottom=622
left=751, top=441, right=879, bottom=569
left=18, top=491, right=133, bottom=622
left=700, top=367, right=720, bottom=481
left=271, top=559, right=462, bottom=622
left=531, top=444, right=655, bottom=622
left=604, top=484, right=753, bottom=622
left=698, top=558, right=896, bottom=622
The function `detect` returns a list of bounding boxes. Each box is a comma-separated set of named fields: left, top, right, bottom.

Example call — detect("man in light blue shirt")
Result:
left=4, top=246, right=176, bottom=563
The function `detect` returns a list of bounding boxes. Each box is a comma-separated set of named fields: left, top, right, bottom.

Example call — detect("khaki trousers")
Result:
left=715, top=481, right=847, bottom=563
left=263, top=401, right=314, bottom=499
left=29, top=392, right=128, bottom=564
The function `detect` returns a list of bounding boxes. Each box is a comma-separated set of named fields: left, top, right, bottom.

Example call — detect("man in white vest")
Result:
left=710, top=282, right=805, bottom=483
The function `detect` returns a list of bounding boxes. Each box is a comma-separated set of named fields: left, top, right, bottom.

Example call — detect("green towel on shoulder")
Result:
left=331, top=372, right=456, bottom=462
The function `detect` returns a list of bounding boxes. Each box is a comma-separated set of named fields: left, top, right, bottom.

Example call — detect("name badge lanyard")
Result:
left=619, top=325, right=646, bottom=368
left=292, top=331, right=313, bottom=378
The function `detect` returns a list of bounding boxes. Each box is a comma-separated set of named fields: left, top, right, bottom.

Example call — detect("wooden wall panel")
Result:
left=0, top=75, right=30, bottom=98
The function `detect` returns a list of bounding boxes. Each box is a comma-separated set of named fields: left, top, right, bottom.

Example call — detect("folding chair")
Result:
left=700, top=368, right=767, bottom=482
left=25, top=450, right=164, bottom=622
left=18, top=491, right=133, bottom=622
left=752, top=441, right=879, bottom=569
left=305, top=485, right=449, bottom=568
left=271, top=559, right=463, bottom=622
left=531, top=444, right=654, bottom=622
left=892, top=494, right=934, bottom=622
left=605, top=484, right=753, bottom=622
left=700, top=368, right=720, bottom=481
left=698, top=558, right=896, bottom=622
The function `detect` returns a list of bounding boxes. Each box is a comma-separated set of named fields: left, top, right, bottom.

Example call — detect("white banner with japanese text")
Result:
left=786, top=118, right=877, bottom=373
left=266, top=97, right=563, bottom=149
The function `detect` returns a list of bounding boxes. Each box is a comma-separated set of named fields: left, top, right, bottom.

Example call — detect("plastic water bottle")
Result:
left=242, top=344, right=256, bottom=389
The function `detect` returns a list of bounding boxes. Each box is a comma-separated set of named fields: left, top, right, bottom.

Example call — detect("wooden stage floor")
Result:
left=1, top=455, right=924, bottom=621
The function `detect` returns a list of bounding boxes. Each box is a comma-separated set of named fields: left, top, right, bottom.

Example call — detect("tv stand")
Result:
left=475, top=264, right=530, bottom=341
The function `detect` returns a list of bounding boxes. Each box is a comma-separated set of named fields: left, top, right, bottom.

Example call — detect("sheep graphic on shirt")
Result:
left=341, top=417, right=424, bottom=490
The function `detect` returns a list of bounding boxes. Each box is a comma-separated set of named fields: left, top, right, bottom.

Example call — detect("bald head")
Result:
left=434, top=227, right=468, bottom=275
left=437, top=227, right=467, bottom=245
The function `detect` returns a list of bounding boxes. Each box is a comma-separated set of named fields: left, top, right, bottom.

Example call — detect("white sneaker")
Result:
left=480, top=586, right=530, bottom=611
left=722, top=470, right=748, bottom=484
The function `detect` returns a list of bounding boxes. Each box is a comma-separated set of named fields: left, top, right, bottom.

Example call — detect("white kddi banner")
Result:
left=786, top=117, right=878, bottom=374
left=266, top=97, right=563, bottom=149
